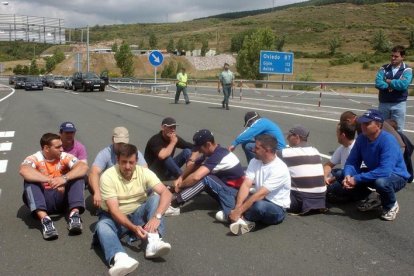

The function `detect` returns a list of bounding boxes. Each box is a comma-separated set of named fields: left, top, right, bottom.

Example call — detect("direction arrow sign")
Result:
left=259, top=51, right=294, bottom=75
left=148, top=50, right=164, bottom=67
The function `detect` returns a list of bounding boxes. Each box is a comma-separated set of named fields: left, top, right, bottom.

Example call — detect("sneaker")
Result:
left=164, top=205, right=180, bottom=217
left=145, top=232, right=171, bottom=259
left=357, top=192, right=381, bottom=212
left=108, top=252, right=139, bottom=276
left=381, top=201, right=399, bottom=221
left=229, top=218, right=255, bottom=236
left=68, top=212, right=83, bottom=235
left=41, top=216, right=58, bottom=240
left=215, top=210, right=228, bottom=223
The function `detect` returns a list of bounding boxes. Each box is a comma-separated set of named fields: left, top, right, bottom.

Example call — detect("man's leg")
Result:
left=244, top=200, right=286, bottom=225
left=182, top=86, right=190, bottom=103
left=390, top=101, right=406, bottom=131
left=375, top=174, right=406, bottom=210
left=66, top=178, right=86, bottom=214
left=173, top=148, right=192, bottom=169
left=378, top=102, right=391, bottom=120
left=163, top=157, right=184, bottom=179
left=241, top=141, right=256, bottom=163
left=223, top=86, right=230, bottom=106
left=174, top=86, right=182, bottom=103
left=201, top=175, right=238, bottom=217
left=174, top=182, right=206, bottom=206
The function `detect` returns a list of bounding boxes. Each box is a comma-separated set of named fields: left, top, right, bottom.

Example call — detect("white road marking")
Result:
left=105, top=99, right=139, bottom=108
left=0, top=160, right=8, bottom=173
left=0, top=131, right=15, bottom=138
left=0, top=142, right=12, bottom=151
left=0, top=87, right=15, bottom=102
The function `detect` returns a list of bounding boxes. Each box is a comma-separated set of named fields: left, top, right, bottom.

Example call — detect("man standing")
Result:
left=144, top=117, right=194, bottom=181
left=20, top=133, right=88, bottom=240
left=278, top=125, right=327, bottom=215
left=59, top=121, right=88, bottom=163
left=229, top=111, right=286, bottom=163
left=175, top=67, right=190, bottom=104
left=89, top=127, right=147, bottom=208
left=94, top=143, right=172, bottom=276
left=229, top=134, right=291, bottom=235
left=342, top=109, right=409, bottom=221
left=218, top=63, right=234, bottom=110
left=375, top=45, right=413, bottom=131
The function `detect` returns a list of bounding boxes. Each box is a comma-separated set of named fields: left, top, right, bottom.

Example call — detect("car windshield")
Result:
left=27, top=77, right=40, bottom=81
left=16, top=77, right=26, bottom=81
left=84, top=73, right=99, bottom=79
left=54, top=76, right=65, bottom=80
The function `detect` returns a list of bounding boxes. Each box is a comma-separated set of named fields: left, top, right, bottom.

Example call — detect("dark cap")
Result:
left=193, top=129, right=214, bottom=148
left=162, top=117, right=178, bottom=127
left=244, top=111, right=260, bottom=127
left=357, top=109, right=384, bottom=123
left=288, top=125, right=310, bottom=139
left=60, top=122, right=76, bottom=132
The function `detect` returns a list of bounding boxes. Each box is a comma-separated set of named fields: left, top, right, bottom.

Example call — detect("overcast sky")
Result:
left=0, top=0, right=307, bottom=27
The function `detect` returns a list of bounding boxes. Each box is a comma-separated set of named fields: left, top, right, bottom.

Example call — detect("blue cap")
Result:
left=193, top=129, right=214, bottom=149
left=357, top=109, right=384, bottom=123
left=59, top=122, right=76, bottom=132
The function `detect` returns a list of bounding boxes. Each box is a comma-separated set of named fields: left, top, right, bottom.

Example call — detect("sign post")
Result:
left=148, top=50, right=164, bottom=84
left=259, top=51, right=294, bottom=88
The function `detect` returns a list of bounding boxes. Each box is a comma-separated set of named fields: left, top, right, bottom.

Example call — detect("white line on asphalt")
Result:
left=0, top=87, right=15, bottom=102
left=0, top=131, right=15, bottom=138
left=0, top=142, right=12, bottom=151
left=105, top=99, right=139, bottom=108
left=0, top=160, right=8, bottom=173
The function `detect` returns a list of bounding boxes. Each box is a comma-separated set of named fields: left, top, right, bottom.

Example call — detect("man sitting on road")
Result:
left=20, top=133, right=88, bottom=240
left=144, top=117, right=194, bottom=181
left=94, top=143, right=172, bottom=276
left=278, top=125, right=327, bottom=215
left=89, top=127, right=147, bottom=208
left=171, top=129, right=245, bottom=221
left=59, top=121, right=88, bottom=163
left=338, top=110, right=409, bottom=221
left=229, top=111, right=286, bottom=164
left=228, top=134, right=291, bottom=235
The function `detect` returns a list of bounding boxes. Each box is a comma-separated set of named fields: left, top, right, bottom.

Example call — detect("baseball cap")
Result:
left=162, top=117, right=178, bottom=127
left=288, top=125, right=310, bottom=139
left=357, top=109, right=384, bottom=123
left=60, top=122, right=76, bottom=132
left=113, top=126, right=129, bottom=143
left=193, top=129, right=214, bottom=149
left=244, top=111, right=260, bottom=127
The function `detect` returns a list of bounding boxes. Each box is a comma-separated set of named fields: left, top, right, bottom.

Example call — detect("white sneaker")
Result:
left=108, top=252, right=139, bottom=276
left=229, top=218, right=255, bottom=236
left=381, top=201, right=400, bottom=221
left=145, top=232, right=171, bottom=259
left=164, top=205, right=180, bottom=217
left=215, top=210, right=227, bottom=223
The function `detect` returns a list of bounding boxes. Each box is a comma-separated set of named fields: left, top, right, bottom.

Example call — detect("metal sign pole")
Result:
left=154, top=67, right=157, bottom=84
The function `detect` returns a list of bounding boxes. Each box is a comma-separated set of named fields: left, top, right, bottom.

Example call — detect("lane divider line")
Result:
left=105, top=99, right=139, bottom=108
left=0, top=131, right=15, bottom=138
left=0, top=160, right=8, bottom=173
left=0, top=142, right=12, bottom=151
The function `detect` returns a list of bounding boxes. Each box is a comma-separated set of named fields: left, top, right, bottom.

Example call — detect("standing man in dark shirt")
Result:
left=144, top=117, right=194, bottom=180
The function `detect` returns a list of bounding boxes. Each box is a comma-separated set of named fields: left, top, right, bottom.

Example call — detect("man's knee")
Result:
left=375, top=177, right=390, bottom=191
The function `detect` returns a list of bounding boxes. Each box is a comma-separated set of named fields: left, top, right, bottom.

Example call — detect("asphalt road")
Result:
left=0, top=84, right=413, bottom=275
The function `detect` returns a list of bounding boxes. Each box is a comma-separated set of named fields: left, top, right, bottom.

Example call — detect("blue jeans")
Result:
left=175, top=85, right=190, bottom=103
left=163, top=148, right=192, bottom=179
left=378, top=101, right=406, bottom=131
left=201, top=175, right=238, bottom=217
left=241, top=141, right=256, bottom=163
left=94, top=194, right=164, bottom=265
left=222, top=85, right=232, bottom=105
left=244, top=200, right=286, bottom=225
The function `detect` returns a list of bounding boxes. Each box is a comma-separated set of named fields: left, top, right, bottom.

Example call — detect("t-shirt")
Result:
left=100, top=165, right=160, bottom=215
left=93, top=144, right=147, bottom=172
left=245, top=157, right=291, bottom=208
left=22, top=151, right=79, bottom=189
left=63, top=140, right=88, bottom=162
left=219, top=70, right=234, bottom=85
left=144, top=131, right=193, bottom=177
left=196, top=145, right=245, bottom=188
left=330, top=140, right=355, bottom=168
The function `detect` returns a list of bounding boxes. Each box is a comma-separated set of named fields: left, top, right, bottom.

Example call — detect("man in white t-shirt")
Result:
left=324, top=122, right=356, bottom=185
left=228, top=134, right=291, bottom=235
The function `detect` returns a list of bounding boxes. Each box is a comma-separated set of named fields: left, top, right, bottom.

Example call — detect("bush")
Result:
left=293, top=72, right=314, bottom=91
left=329, top=54, right=356, bottom=66
left=362, top=62, right=369, bottom=69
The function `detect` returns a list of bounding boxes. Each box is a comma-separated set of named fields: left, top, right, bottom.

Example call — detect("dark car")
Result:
left=24, top=76, right=43, bottom=91
left=14, top=76, right=27, bottom=89
left=9, top=75, right=17, bottom=85
left=72, top=72, right=105, bottom=92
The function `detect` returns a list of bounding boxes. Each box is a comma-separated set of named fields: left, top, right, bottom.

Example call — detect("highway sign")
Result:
left=148, top=50, right=164, bottom=67
left=259, top=51, right=294, bottom=75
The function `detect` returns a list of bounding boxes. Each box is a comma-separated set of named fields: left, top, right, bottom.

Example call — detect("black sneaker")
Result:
left=41, top=217, right=58, bottom=240
left=68, top=212, right=83, bottom=235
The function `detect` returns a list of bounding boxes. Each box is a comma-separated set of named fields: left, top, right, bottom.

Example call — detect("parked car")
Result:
left=8, top=75, right=17, bottom=85
left=14, top=76, right=27, bottom=89
left=64, top=76, right=73, bottom=90
left=45, top=75, right=54, bottom=87
left=24, top=76, right=43, bottom=91
left=50, top=76, right=65, bottom=88
left=72, top=72, right=105, bottom=92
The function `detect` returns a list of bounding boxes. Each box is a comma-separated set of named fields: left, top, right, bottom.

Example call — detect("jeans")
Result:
left=94, top=194, right=164, bottom=265
left=378, top=101, right=406, bottom=131
left=241, top=141, right=256, bottom=163
left=163, top=148, right=192, bottom=179
left=222, top=85, right=232, bottom=106
left=201, top=175, right=238, bottom=217
left=244, top=200, right=286, bottom=225
left=175, top=85, right=190, bottom=103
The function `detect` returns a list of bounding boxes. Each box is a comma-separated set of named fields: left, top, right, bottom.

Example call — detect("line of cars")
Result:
left=9, top=75, right=44, bottom=91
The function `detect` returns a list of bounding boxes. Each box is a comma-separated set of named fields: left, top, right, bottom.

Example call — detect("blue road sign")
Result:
left=148, top=50, right=164, bottom=67
left=259, top=51, right=294, bottom=75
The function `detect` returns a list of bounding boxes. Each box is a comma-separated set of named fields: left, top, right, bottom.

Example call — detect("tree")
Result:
left=29, top=59, right=39, bottom=75
left=161, top=61, right=176, bottom=78
left=44, top=56, right=56, bottom=73
left=167, top=38, right=175, bottom=53
left=177, top=38, right=186, bottom=53
left=409, top=29, right=414, bottom=49
left=328, top=36, right=341, bottom=55
left=275, top=34, right=286, bottom=51
left=114, top=42, right=134, bottom=77
left=231, top=29, right=256, bottom=53
left=138, top=40, right=146, bottom=49
left=149, top=33, right=158, bottom=49
left=111, top=42, right=118, bottom=52
left=12, top=64, right=23, bottom=75
left=176, top=62, right=184, bottom=75
left=236, top=28, right=275, bottom=80
left=372, top=30, right=391, bottom=53
left=53, top=49, right=65, bottom=64
left=201, top=39, right=209, bottom=56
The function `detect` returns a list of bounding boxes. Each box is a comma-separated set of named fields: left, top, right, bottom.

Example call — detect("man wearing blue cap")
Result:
left=59, top=122, right=88, bottom=163
left=340, top=109, right=409, bottom=221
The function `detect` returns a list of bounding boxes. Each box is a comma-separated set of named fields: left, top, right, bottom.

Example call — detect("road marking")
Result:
left=105, top=99, right=139, bottom=108
left=0, top=160, right=7, bottom=173
left=0, top=86, right=15, bottom=102
left=0, top=131, right=15, bottom=138
left=0, top=142, right=12, bottom=151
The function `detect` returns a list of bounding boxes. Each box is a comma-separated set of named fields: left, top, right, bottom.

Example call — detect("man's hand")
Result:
left=229, top=208, right=242, bottom=222
left=134, top=225, right=147, bottom=239
left=174, top=176, right=183, bottom=193
left=93, top=191, right=102, bottom=208
left=144, top=217, right=161, bottom=233
left=324, top=176, right=335, bottom=185
left=228, top=145, right=235, bottom=152
left=168, top=132, right=178, bottom=145
left=49, top=176, right=66, bottom=189
left=342, top=176, right=356, bottom=189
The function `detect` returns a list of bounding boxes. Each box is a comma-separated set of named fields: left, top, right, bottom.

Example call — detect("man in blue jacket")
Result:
left=229, top=111, right=286, bottom=163
left=342, top=109, right=409, bottom=221
left=375, top=45, right=412, bottom=131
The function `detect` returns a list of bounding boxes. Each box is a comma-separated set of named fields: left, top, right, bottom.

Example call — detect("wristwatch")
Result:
left=62, top=174, right=68, bottom=183
left=155, top=213, right=162, bottom=220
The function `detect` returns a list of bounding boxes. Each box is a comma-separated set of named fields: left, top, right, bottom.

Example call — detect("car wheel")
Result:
left=72, top=84, right=77, bottom=91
